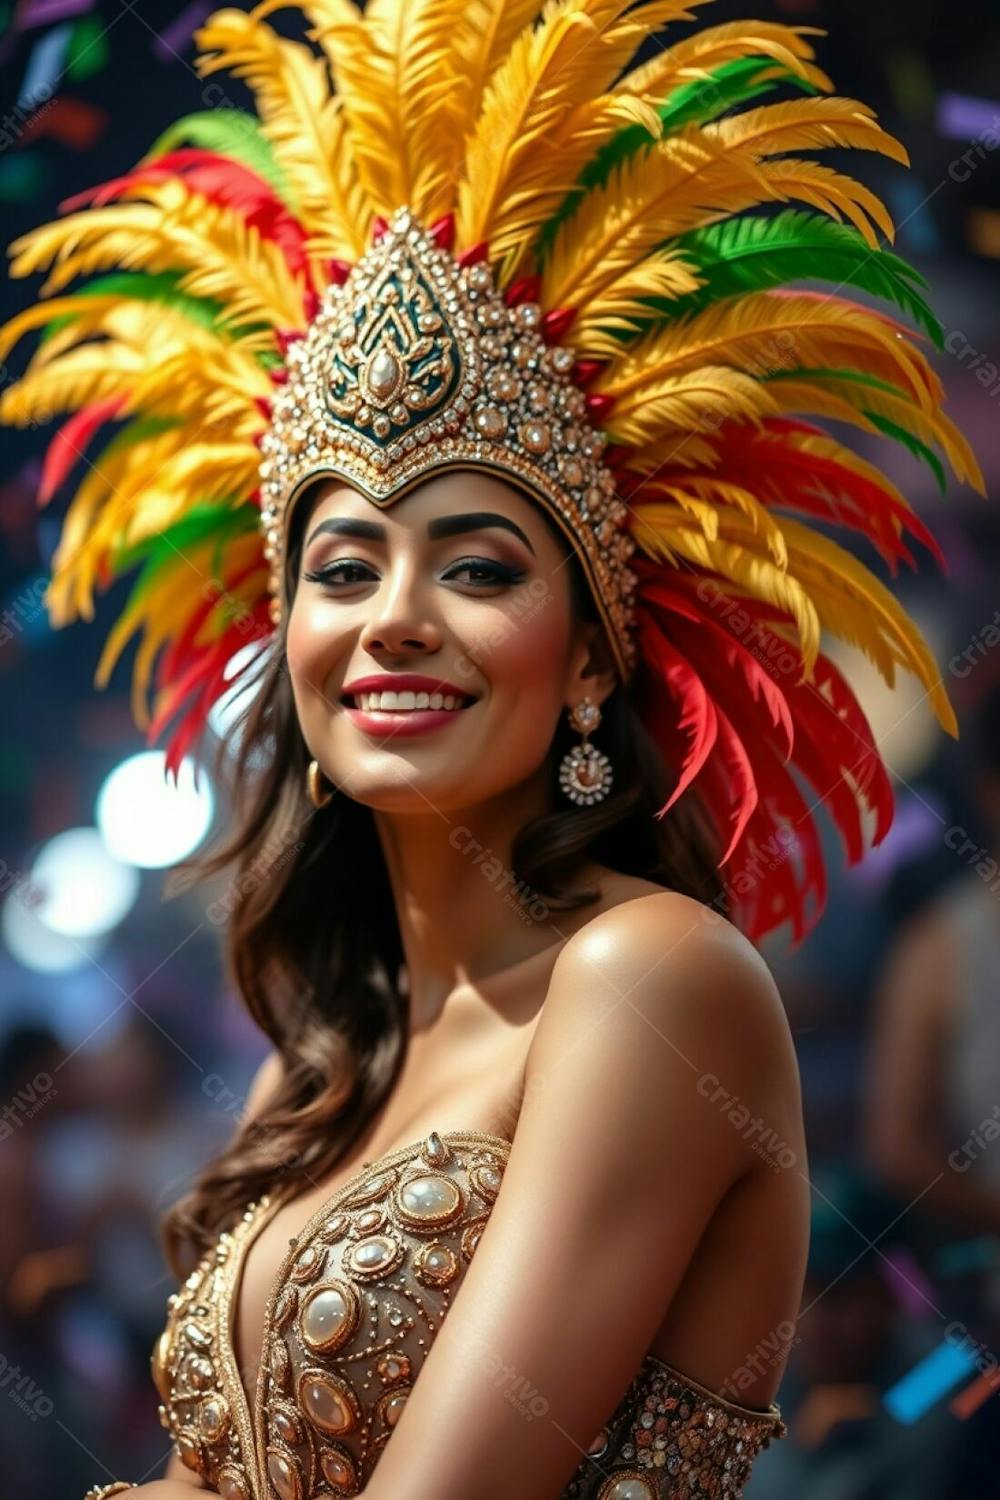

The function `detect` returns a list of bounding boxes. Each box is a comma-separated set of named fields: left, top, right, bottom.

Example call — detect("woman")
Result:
left=0, top=1, right=980, bottom=1495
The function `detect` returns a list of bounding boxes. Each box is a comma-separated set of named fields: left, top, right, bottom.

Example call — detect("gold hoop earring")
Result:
left=306, top=758, right=334, bottom=809
left=558, top=696, right=614, bottom=806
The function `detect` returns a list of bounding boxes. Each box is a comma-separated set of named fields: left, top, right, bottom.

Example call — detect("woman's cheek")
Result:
left=481, top=581, right=570, bottom=688
left=285, top=598, right=341, bottom=686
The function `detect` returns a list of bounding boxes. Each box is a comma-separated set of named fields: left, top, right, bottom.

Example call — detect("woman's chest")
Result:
left=154, top=1128, right=514, bottom=1498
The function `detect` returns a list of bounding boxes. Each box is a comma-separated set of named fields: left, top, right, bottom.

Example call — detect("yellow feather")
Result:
left=541, top=132, right=764, bottom=311
left=456, top=0, right=681, bottom=270
left=642, top=475, right=791, bottom=565
left=127, top=346, right=271, bottom=431
left=594, top=293, right=937, bottom=412
left=615, top=19, right=828, bottom=98
left=604, top=364, right=779, bottom=446
left=8, top=179, right=305, bottom=329
left=763, top=376, right=984, bottom=494
left=543, top=93, right=906, bottom=314
left=707, top=96, right=909, bottom=167
left=633, top=502, right=823, bottom=664
left=194, top=5, right=370, bottom=259
left=568, top=251, right=704, bottom=345
left=632, top=503, right=955, bottom=730
left=44, top=423, right=194, bottom=624
left=0, top=344, right=145, bottom=427
left=452, top=0, right=552, bottom=135
left=94, top=531, right=266, bottom=723
left=0, top=297, right=268, bottom=390
left=299, top=0, right=403, bottom=221
left=361, top=0, right=472, bottom=222
left=756, top=158, right=895, bottom=249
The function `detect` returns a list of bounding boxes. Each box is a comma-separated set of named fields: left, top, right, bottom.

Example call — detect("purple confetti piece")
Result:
left=938, top=92, right=1000, bottom=142
left=18, top=0, right=95, bottom=27
left=151, top=0, right=211, bottom=61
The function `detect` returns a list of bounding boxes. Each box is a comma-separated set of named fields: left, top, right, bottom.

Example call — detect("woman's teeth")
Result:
left=353, top=690, right=469, bottom=712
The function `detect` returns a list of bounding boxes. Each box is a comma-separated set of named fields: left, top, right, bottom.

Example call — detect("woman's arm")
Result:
left=128, top=1478, right=212, bottom=1497
left=359, top=891, right=798, bottom=1500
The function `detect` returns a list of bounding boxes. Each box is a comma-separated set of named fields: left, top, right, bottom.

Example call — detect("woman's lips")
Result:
left=341, top=696, right=477, bottom=738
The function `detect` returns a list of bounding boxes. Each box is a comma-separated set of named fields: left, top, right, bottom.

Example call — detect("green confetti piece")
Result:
left=67, top=15, right=109, bottom=81
left=0, top=152, right=47, bottom=203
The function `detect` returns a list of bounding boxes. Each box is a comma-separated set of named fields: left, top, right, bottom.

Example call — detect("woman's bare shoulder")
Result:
left=539, top=882, right=798, bottom=1111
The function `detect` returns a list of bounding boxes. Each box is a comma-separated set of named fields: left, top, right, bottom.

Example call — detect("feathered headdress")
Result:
left=0, top=0, right=984, bottom=944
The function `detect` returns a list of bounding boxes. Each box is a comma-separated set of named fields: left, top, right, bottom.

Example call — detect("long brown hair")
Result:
left=160, top=490, right=726, bottom=1278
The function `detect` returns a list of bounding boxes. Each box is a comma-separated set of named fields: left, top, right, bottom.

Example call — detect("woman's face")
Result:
left=285, top=470, right=616, bottom=814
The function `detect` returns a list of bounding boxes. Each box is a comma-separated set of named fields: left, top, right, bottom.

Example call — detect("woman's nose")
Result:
left=356, top=560, right=443, bottom=658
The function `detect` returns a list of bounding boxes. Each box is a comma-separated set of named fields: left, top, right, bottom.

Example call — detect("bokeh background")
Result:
left=2, top=1, right=1000, bottom=1495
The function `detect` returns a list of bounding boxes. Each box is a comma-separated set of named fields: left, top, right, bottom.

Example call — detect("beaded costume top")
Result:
left=151, top=1129, right=785, bottom=1499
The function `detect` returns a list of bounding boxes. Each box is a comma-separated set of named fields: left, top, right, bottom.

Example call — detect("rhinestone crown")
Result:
left=258, top=207, right=637, bottom=677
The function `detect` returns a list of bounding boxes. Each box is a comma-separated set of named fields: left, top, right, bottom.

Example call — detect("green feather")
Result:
left=864, top=412, right=947, bottom=493
left=658, top=56, right=821, bottom=134
left=536, top=59, right=818, bottom=263
left=112, top=503, right=259, bottom=599
left=596, top=212, right=943, bottom=347
left=142, top=109, right=299, bottom=212
left=766, top=366, right=948, bottom=491
left=40, top=272, right=225, bottom=343
left=766, top=365, right=913, bottom=397
left=39, top=270, right=282, bottom=369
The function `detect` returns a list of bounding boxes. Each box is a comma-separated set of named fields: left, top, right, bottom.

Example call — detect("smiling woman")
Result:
left=0, top=0, right=982, bottom=1495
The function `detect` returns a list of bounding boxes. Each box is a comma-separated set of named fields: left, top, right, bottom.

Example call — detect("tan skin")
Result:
left=147, top=471, right=809, bottom=1497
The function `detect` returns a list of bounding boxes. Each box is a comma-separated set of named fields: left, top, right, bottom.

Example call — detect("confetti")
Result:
left=877, top=1246, right=937, bottom=1317
left=950, top=1365, right=1000, bottom=1421
left=151, top=0, right=211, bottom=61
left=938, top=91, right=1000, bottom=141
left=20, top=96, right=106, bottom=149
left=884, top=1340, right=979, bottom=1424
left=66, top=13, right=107, bottom=80
left=16, top=20, right=71, bottom=109
left=18, top=0, right=95, bottom=26
left=0, top=151, right=46, bottom=201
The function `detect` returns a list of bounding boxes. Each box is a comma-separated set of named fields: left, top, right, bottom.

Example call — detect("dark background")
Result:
left=2, top=1, right=1000, bottom=1495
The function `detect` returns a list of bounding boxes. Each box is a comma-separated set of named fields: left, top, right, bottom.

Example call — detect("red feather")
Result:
left=61, top=151, right=311, bottom=280
left=634, top=607, right=718, bottom=814
left=703, top=419, right=947, bottom=574
left=39, top=395, right=124, bottom=506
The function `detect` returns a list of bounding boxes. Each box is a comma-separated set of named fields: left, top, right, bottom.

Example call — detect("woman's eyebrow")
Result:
left=305, top=511, right=535, bottom=554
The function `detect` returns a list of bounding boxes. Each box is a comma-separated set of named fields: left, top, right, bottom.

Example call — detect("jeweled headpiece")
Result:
left=260, top=208, right=637, bottom=676
left=0, top=0, right=984, bottom=944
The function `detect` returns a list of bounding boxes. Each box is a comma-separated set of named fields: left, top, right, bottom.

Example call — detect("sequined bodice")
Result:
left=152, top=1129, right=785, bottom=1498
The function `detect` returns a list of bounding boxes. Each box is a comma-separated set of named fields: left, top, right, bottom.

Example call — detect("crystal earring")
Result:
left=306, top=758, right=334, bottom=809
left=558, top=697, right=614, bottom=805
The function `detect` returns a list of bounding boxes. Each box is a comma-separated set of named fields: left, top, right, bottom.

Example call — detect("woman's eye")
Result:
left=302, top=559, right=374, bottom=587
left=443, top=557, right=527, bottom=586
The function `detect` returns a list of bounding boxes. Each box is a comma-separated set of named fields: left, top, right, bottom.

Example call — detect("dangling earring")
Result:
left=306, top=758, right=334, bottom=809
left=558, top=696, right=614, bottom=805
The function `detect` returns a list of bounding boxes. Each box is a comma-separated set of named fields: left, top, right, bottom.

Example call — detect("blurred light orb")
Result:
left=96, top=752, right=215, bottom=868
left=2, top=886, right=109, bottom=973
left=30, top=826, right=140, bottom=937
left=207, top=642, right=270, bottom=750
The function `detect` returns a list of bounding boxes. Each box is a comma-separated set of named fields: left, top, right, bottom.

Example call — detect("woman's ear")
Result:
left=567, top=619, right=619, bottom=712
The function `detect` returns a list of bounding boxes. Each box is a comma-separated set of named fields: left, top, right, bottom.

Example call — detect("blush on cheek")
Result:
left=485, top=581, right=570, bottom=688
left=284, top=600, right=333, bottom=683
